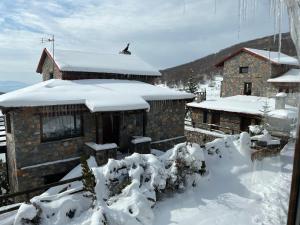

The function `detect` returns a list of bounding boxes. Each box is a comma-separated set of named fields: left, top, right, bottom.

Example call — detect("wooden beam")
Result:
left=287, top=117, right=300, bottom=225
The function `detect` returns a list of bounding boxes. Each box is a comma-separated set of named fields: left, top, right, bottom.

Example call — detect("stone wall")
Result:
left=185, top=130, right=219, bottom=146
left=189, top=107, right=261, bottom=135
left=151, top=136, right=186, bottom=151
left=119, top=111, right=144, bottom=150
left=42, top=56, right=62, bottom=81
left=220, top=51, right=289, bottom=97
left=146, top=100, right=186, bottom=145
left=6, top=106, right=96, bottom=192
left=6, top=100, right=188, bottom=191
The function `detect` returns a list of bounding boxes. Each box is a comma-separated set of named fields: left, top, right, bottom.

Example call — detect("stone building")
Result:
left=186, top=95, right=297, bottom=145
left=216, top=48, right=299, bottom=97
left=0, top=48, right=193, bottom=193
left=267, top=68, right=300, bottom=106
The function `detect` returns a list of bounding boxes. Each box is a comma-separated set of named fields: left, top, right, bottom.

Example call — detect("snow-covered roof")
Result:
left=187, top=95, right=297, bottom=119
left=0, top=79, right=194, bottom=112
left=244, top=48, right=299, bottom=66
left=37, top=48, right=161, bottom=76
left=216, top=47, right=299, bottom=67
left=268, top=69, right=300, bottom=83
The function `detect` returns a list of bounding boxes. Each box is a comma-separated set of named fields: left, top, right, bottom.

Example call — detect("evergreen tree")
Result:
left=185, top=76, right=198, bottom=94
left=0, top=159, right=11, bottom=206
left=80, top=156, right=96, bottom=205
left=260, top=100, right=271, bottom=131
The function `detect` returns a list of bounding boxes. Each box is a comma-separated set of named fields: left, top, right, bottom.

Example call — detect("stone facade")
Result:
left=5, top=99, right=188, bottom=192
left=6, top=106, right=96, bottom=192
left=41, top=55, right=157, bottom=84
left=189, top=107, right=261, bottom=134
left=146, top=100, right=186, bottom=147
left=184, top=129, right=219, bottom=146
left=220, top=51, right=295, bottom=97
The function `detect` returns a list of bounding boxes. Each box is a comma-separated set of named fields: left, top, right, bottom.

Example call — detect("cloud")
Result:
left=0, top=0, right=290, bottom=83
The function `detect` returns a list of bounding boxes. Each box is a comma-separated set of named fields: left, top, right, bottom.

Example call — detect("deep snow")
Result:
left=1, top=134, right=295, bottom=225
left=153, top=140, right=294, bottom=225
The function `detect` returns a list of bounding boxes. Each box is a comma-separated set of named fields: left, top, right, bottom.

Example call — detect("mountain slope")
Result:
left=160, top=33, right=296, bottom=85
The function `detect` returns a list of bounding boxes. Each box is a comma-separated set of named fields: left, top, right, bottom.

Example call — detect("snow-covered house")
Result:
left=0, top=48, right=194, bottom=193
left=186, top=95, right=297, bottom=143
left=36, top=48, right=161, bottom=83
left=267, top=68, right=300, bottom=105
left=216, top=47, right=299, bottom=97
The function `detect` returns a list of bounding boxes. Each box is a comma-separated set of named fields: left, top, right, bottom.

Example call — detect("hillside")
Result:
left=160, top=33, right=296, bottom=85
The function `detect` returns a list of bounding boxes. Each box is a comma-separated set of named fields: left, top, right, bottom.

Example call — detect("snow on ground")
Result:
left=153, top=139, right=294, bottom=225
left=198, top=75, right=222, bottom=100
left=2, top=134, right=294, bottom=225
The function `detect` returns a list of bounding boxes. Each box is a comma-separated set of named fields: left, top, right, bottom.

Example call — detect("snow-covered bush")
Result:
left=13, top=143, right=206, bottom=225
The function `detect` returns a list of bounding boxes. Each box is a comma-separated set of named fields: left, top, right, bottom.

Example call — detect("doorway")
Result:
left=211, top=111, right=220, bottom=130
left=102, top=113, right=120, bottom=144
left=244, top=82, right=252, bottom=95
left=240, top=117, right=252, bottom=132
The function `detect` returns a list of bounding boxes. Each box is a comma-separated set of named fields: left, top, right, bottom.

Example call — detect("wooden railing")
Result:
left=185, top=119, right=241, bottom=135
left=0, top=115, right=6, bottom=154
left=0, top=176, right=83, bottom=215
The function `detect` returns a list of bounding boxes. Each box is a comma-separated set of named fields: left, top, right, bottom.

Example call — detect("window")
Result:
left=41, top=114, right=82, bottom=142
left=239, top=66, right=249, bottom=73
left=244, top=82, right=252, bottom=95
left=203, top=110, right=208, bottom=123
left=5, top=113, right=11, bottom=133
left=49, top=72, right=54, bottom=79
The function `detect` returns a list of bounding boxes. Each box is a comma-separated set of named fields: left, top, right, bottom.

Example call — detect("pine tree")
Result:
left=0, top=159, right=11, bottom=206
left=260, top=100, right=271, bottom=131
left=80, top=156, right=96, bottom=205
left=185, top=76, right=198, bottom=94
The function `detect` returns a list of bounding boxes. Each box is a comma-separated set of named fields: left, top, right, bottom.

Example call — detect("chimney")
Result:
left=275, top=92, right=287, bottom=110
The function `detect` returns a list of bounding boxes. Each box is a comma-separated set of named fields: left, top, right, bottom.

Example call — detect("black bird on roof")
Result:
left=119, top=43, right=131, bottom=55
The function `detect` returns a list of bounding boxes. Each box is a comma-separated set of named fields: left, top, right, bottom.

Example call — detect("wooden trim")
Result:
left=36, top=48, right=61, bottom=74
left=287, top=115, right=300, bottom=225
left=215, top=47, right=281, bottom=67
left=40, top=113, right=83, bottom=143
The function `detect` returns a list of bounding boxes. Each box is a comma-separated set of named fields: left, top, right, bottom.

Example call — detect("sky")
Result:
left=0, top=0, right=290, bottom=84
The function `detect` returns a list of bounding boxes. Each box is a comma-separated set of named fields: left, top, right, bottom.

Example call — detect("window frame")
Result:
left=243, top=82, right=252, bottom=95
left=5, top=113, right=11, bottom=134
left=40, top=113, right=83, bottom=142
left=239, top=66, right=249, bottom=74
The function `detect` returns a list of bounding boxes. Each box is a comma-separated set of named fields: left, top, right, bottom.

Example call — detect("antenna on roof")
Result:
left=41, top=34, right=55, bottom=78
left=119, top=43, right=131, bottom=55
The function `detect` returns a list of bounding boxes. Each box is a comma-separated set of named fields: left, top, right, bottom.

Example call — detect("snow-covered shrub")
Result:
left=249, top=125, right=263, bottom=135
left=14, top=203, right=41, bottom=225
left=13, top=143, right=206, bottom=225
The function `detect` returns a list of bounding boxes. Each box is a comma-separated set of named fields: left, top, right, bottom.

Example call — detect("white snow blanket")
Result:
left=268, top=69, right=300, bottom=83
left=0, top=79, right=194, bottom=112
left=1, top=134, right=295, bottom=225
left=46, top=48, right=161, bottom=76
left=187, top=95, right=298, bottom=119
left=244, top=48, right=299, bottom=66
left=11, top=143, right=205, bottom=225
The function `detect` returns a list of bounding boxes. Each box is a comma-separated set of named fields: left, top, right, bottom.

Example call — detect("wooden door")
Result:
left=102, top=113, right=120, bottom=144
left=211, top=111, right=220, bottom=130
